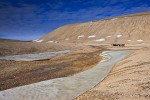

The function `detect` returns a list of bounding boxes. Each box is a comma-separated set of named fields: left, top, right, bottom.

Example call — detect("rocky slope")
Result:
left=39, top=12, right=150, bottom=44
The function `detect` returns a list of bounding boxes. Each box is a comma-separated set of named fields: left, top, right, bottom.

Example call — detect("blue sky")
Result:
left=0, top=0, right=150, bottom=40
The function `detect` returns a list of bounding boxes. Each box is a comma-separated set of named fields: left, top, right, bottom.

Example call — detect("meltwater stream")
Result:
left=0, top=50, right=130, bottom=100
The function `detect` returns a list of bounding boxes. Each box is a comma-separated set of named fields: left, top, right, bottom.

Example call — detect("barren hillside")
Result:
left=39, top=12, right=150, bottom=44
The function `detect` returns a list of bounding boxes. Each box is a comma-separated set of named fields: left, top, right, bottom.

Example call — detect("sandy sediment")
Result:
left=0, top=50, right=71, bottom=61
left=76, top=45, right=150, bottom=100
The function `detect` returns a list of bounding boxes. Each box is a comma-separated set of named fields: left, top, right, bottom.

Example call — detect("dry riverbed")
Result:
left=0, top=42, right=106, bottom=91
left=0, top=50, right=130, bottom=100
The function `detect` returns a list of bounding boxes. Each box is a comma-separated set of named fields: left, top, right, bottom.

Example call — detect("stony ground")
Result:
left=76, top=45, right=150, bottom=100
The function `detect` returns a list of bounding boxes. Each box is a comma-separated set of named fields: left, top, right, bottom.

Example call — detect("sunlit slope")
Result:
left=40, top=12, right=150, bottom=44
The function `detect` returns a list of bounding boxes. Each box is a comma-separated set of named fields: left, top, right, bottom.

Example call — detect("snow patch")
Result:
left=33, top=39, right=38, bottom=42
left=127, top=40, right=131, bottom=42
left=106, top=36, right=111, bottom=38
left=55, top=41, right=58, bottom=43
left=137, top=40, right=143, bottom=42
left=33, top=39, right=43, bottom=42
left=77, top=35, right=84, bottom=39
left=111, top=18, right=118, bottom=20
left=47, top=41, right=54, bottom=43
left=88, top=35, right=96, bottom=38
left=117, top=35, right=122, bottom=38
left=95, top=38, right=105, bottom=42
left=79, top=23, right=87, bottom=26
left=65, top=38, right=69, bottom=40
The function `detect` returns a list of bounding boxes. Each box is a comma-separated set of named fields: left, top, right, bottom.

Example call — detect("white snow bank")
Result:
left=88, top=35, right=96, bottom=38
left=117, top=35, right=122, bottom=38
left=65, top=38, right=69, bottom=40
left=77, top=35, right=84, bottom=39
left=95, top=38, right=105, bottom=42
left=47, top=41, right=54, bottom=43
left=106, top=36, right=111, bottom=38
left=137, top=40, right=143, bottom=42
left=33, top=39, right=43, bottom=42
left=55, top=41, right=58, bottom=43
left=33, top=39, right=38, bottom=42
left=111, top=18, right=118, bottom=20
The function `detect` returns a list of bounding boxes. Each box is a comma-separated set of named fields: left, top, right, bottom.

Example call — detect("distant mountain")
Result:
left=39, top=12, right=150, bottom=44
left=0, top=38, right=31, bottom=42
